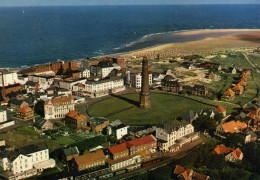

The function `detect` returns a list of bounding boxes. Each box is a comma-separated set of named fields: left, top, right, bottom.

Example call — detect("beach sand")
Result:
left=120, top=29, right=260, bottom=60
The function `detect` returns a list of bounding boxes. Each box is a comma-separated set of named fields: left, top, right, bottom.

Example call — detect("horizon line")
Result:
left=0, top=3, right=260, bottom=7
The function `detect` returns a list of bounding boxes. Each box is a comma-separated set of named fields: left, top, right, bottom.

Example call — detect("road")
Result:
left=113, top=136, right=210, bottom=180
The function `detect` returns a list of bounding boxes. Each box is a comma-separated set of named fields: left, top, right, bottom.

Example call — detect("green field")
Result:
left=87, top=93, right=235, bottom=125
left=210, top=52, right=251, bottom=68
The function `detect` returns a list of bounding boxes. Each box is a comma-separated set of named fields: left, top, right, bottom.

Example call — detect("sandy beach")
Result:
left=120, top=29, right=260, bottom=60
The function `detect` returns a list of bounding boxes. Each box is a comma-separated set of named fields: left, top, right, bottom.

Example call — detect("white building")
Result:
left=130, top=72, right=152, bottom=89
left=0, top=71, right=18, bottom=87
left=59, top=79, right=86, bottom=90
left=156, top=121, right=197, bottom=152
left=0, top=143, right=55, bottom=180
left=107, top=120, right=128, bottom=140
left=44, top=95, right=75, bottom=120
left=0, top=110, right=15, bottom=130
left=73, top=76, right=125, bottom=98
left=107, top=155, right=141, bottom=172
left=28, top=71, right=55, bottom=90
left=80, top=68, right=90, bottom=78
left=90, top=64, right=121, bottom=78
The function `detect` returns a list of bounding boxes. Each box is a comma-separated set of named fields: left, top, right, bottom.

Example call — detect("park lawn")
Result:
left=54, top=136, right=76, bottom=145
left=210, top=52, right=252, bottom=69
left=88, top=93, right=217, bottom=125
left=0, top=127, right=43, bottom=148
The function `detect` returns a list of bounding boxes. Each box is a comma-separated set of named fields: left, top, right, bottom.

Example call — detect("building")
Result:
left=90, top=64, right=121, bottom=78
left=107, top=120, right=128, bottom=140
left=244, top=131, right=257, bottom=144
left=0, top=71, right=19, bottom=87
left=25, top=81, right=39, bottom=94
left=34, top=118, right=53, bottom=132
left=211, top=144, right=243, bottom=162
left=106, top=155, right=141, bottom=172
left=74, top=76, right=125, bottom=98
left=17, top=106, right=34, bottom=120
left=62, top=146, right=80, bottom=162
left=0, top=84, right=24, bottom=98
left=216, top=106, right=227, bottom=117
left=89, top=117, right=109, bottom=133
left=65, top=110, right=87, bottom=129
left=59, top=78, right=87, bottom=90
left=232, top=84, right=244, bottom=95
left=107, top=135, right=157, bottom=160
left=0, top=143, right=55, bottom=180
left=28, top=71, right=55, bottom=90
left=80, top=68, right=90, bottom=78
left=191, top=85, right=208, bottom=97
left=44, top=95, right=75, bottom=120
left=161, top=81, right=183, bottom=93
left=174, top=165, right=210, bottom=180
left=0, top=110, right=15, bottom=130
left=72, top=149, right=106, bottom=171
left=221, top=89, right=235, bottom=101
left=156, top=121, right=197, bottom=152
left=130, top=72, right=152, bottom=89
left=216, top=120, right=247, bottom=134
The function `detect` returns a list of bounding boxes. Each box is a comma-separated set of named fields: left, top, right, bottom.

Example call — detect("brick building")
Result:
left=17, top=106, right=34, bottom=120
left=65, top=110, right=87, bottom=129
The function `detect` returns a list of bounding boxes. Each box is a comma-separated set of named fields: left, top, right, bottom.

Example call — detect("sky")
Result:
left=0, top=0, right=259, bottom=7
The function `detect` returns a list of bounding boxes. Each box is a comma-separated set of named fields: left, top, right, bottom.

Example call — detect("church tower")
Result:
left=140, top=55, right=151, bottom=109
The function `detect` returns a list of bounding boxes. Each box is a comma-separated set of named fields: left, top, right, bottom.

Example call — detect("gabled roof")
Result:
left=34, top=118, right=49, bottom=128
left=211, top=144, right=233, bottom=155
left=108, top=143, right=128, bottom=155
left=216, top=106, right=226, bottom=113
left=66, top=110, right=86, bottom=120
left=45, top=95, right=73, bottom=105
left=127, top=135, right=157, bottom=147
left=18, top=106, right=33, bottom=114
left=174, top=165, right=186, bottom=175
left=239, top=80, right=247, bottom=86
left=223, top=89, right=235, bottom=96
left=74, top=149, right=105, bottom=166
left=232, top=84, right=244, bottom=91
left=221, top=121, right=247, bottom=133
left=231, top=148, right=242, bottom=160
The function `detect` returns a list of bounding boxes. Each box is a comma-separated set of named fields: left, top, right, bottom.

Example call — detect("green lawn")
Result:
left=88, top=93, right=227, bottom=125
left=54, top=136, right=76, bottom=145
left=210, top=52, right=251, bottom=69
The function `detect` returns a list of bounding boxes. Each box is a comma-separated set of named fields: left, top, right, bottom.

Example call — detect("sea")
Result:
left=0, top=5, right=260, bottom=68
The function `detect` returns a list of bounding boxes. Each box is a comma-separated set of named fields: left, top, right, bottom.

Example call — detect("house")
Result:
left=44, top=95, right=75, bottom=120
left=191, top=85, right=208, bottom=97
left=0, top=143, right=55, bottom=180
left=244, top=131, right=257, bottom=144
left=89, top=117, right=109, bottom=133
left=34, top=118, right=53, bottom=132
left=216, top=65, right=222, bottom=71
left=156, top=121, right=197, bottom=152
left=161, top=81, right=183, bottom=93
left=232, top=84, right=244, bottom=95
left=79, top=68, right=90, bottom=78
left=230, top=67, right=237, bottom=74
left=216, top=106, right=227, bottom=117
left=208, top=72, right=215, bottom=80
left=211, top=144, right=243, bottom=162
left=72, top=149, right=106, bottom=171
left=0, top=110, right=15, bottom=131
left=62, top=146, right=80, bottom=162
left=221, top=89, right=235, bottom=101
left=183, top=110, right=199, bottom=124
left=107, top=120, right=128, bottom=140
left=0, top=70, right=19, bottom=87
left=130, top=72, right=152, bottom=89
left=9, top=99, right=29, bottom=112
left=17, top=106, right=34, bottom=120
left=216, top=120, right=247, bottom=134
left=174, top=165, right=210, bottom=180
left=200, top=109, right=215, bottom=119
left=225, top=148, right=243, bottom=162
left=65, top=110, right=88, bottom=130
left=90, top=64, right=121, bottom=78
left=25, top=81, right=39, bottom=94
left=239, top=80, right=247, bottom=89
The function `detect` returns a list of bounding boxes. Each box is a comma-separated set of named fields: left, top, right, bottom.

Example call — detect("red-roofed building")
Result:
left=216, top=121, right=247, bottom=134
left=210, top=144, right=234, bottom=155
left=174, top=165, right=210, bottom=180
left=216, top=106, right=227, bottom=117
left=65, top=110, right=88, bottom=129
left=108, top=143, right=128, bottom=160
left=17, top=106, right=34, bottom=120
left=232, top=84, right=244, bottom=95
left=221, top=89, right=235, bottom=101
left=72, top=149, right=106, bottom=171
left=225, top=148, right=243, bottom=162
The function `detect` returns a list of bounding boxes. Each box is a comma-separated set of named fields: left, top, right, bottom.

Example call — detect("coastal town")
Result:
left=0, top=46, right=259, bottom=180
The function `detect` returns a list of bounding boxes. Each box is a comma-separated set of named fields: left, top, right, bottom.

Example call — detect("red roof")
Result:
left=18, top=106, right=33, bottom=114
left=211, top=144, right=234, bottom=155
left=231, top=148, right=242, bottom=160
left=223, top=89, right=235, bottom=96
left=127, top=135, right=156, bottom=147
left=221, top=121, right=247, bottom=133
left=216, top=106, right=226, bottom=113
left=74, top=149, right=105, bottom=166
left=108, top=143, right=128, bottom=155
